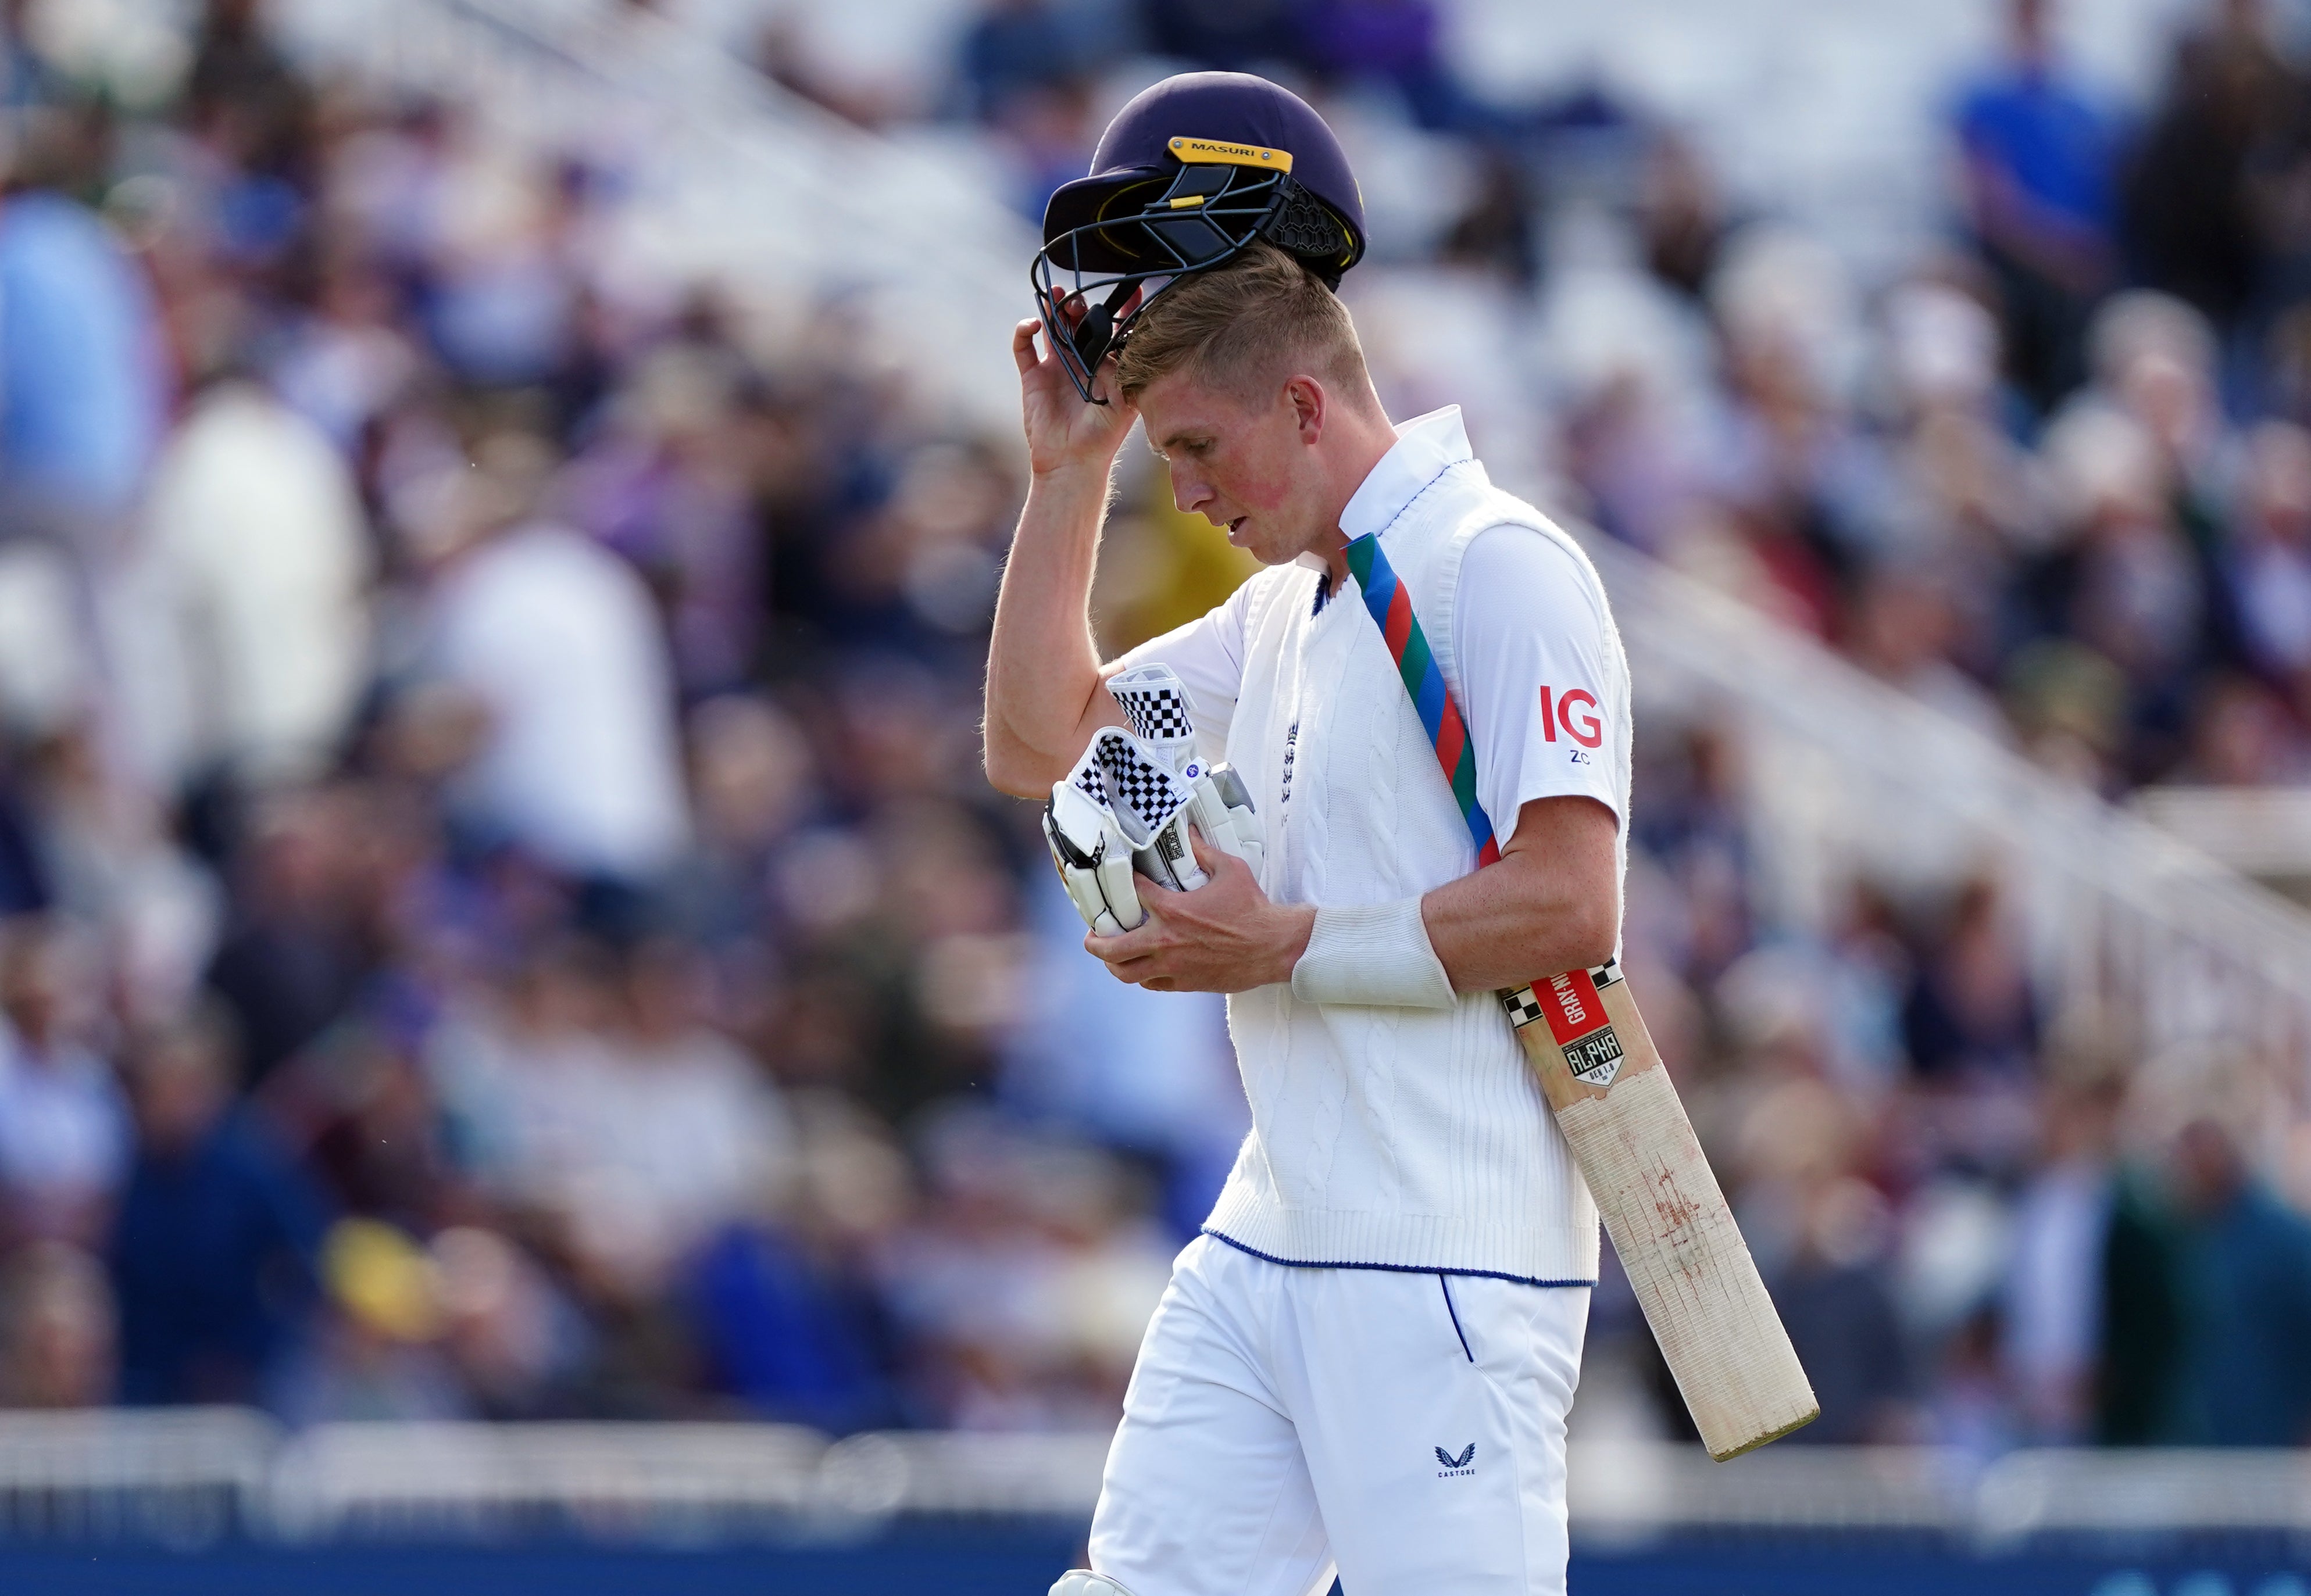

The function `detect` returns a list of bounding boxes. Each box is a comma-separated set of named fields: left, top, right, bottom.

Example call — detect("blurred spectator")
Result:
left=1900, top=875, right=2038, bottom=1083
left=1730, top=1072, right=1909, bottom=1448
left=1842, top=566, right=2005, bottom=741
left=1298, top=0, right=1470, bottom=134
left=128, top=380, right=374, bottom=796
left=430, top=1224, right=591, bottom=1420
left=690, top=1222, right=898, bottom=1430
left=184, top=0, right=315, bottom=186
left=991, top=79, right=1101, bottom=221
left=2171, top=671, right=2311, bottom=785
left=423, top=937, right=628, bottom=1223
left=1638, top=131, right=1730, bottom=303
left=0, top=918, right=128, bottom=1248
left=956, top=0, right=1100, bottom=124
left=108, top=1007, right=330, bottom=1405
left=555, top=937, right=792, bottom=1298
left=1630, top=722, right=1754, bottom=983
left=877, top=1105, right=1171, bottom=1430
left=0, top=767, right=46, bottom=919
left=688, top=1095, right=908, bottom=1432
left=2026, top=386, right=2209, bottom=781
left=422, top=156, right=591, bottom=389
left=1929, top=1307, right=2014, bottom=1462
left=2000, top=1028, right=2126, bottom=1442
left=0, top=0, right=63, bottom=113
left=0, top=123, right=169, bottom=527
left=278, top=1217, right=468, bottom=1423
left=265, top=1019, right=459, bottom=1239
left=2094, top=1157, right=2191, bottom=1446
left=2120, top=0, right=2302, bottom=345
left=1003, top=872, right=1246, bottom=1233
left=203, top=788, right=373, bottom=1089
left=1952, top=0, right=2122, bottom=410
left=270, top=253, right=423, bottom=450
left=417, top=431, right=691, bottom=891
left=691, top=1228, right=881, bottom=1425
left=558, top=334, right=762, bottom=694
left=2223, top=420, right=2311, bottom=710
left=0, top=1241, right=115, bottom=1408
left=1438, top=146, right=1537, bottom=289
left=1753, top=1123, right=1918, bottom=1446
left=2167, top=1111, right=2311, bottom=1446
left=1140, top=0, right=1299, bottom=74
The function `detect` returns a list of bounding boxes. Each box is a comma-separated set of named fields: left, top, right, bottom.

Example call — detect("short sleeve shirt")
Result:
left=1115, top=407, right=1623, bottom=853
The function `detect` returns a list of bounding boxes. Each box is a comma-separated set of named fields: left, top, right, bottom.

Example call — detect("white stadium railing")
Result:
left=813, top=1429, right=1113, bottom=1518
left=0, top=1410, right=2301, bottom=1543
left=0, top=1407, right=277, bottom=1545
left=266, top=1419, right=828, bottom=1541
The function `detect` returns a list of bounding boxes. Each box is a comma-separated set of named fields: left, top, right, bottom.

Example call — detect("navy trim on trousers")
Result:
left=1200, top=1228, right=1597, bottom=1291
left=1439, top=1275, right=1474, bottom=1362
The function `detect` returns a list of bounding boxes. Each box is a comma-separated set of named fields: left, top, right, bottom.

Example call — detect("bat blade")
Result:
left=1506, top=961, right=1818, bottom=1461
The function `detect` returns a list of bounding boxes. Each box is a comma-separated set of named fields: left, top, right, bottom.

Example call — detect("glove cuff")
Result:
left=1290, top=896, right=1455, bottom=1010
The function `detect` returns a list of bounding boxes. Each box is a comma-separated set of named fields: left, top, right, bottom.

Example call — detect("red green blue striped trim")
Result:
left=1344, top=534, right=1501, bottom=867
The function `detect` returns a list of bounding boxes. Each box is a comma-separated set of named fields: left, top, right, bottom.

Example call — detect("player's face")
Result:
left=1140, top=372, right=1331, bottom=567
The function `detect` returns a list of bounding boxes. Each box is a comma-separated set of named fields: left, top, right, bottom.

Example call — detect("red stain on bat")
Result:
left=1649, top=1170, right=1705, bottom=1246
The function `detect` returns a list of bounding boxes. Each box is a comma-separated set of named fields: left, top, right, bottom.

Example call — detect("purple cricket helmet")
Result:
left=1031, top=72, right=1367, bottom=403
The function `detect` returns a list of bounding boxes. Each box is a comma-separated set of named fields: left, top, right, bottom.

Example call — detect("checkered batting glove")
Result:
left=1105, top=661, right=1263, bottom=879
left=1092, top=726, right=1209, bottom=894
left=1106, top=662, right=1198, bottom=775
left=1045, top=727, right=1197, bottom=934
left=1044, top=725, right=1267, bottom=939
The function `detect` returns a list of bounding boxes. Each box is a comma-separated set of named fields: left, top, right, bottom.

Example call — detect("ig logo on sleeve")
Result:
left=1538, top=686, right=1602, bottom=749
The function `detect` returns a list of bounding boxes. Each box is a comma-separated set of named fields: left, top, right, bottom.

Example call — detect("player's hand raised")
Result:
left=1085, top=832, right=1316, bottom=994
left=1013, top=309, right=1135, bottom=480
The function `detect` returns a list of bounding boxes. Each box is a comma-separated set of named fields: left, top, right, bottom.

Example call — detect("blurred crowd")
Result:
left=0, top=0, right=2302, bottom=1465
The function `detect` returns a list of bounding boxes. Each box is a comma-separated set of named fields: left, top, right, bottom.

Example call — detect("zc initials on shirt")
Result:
left=1537, top=686, right=1602, bottom=749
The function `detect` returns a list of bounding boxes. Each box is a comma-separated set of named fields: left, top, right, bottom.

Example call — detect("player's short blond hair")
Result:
left=1116, top=242, right=1372, bottom=407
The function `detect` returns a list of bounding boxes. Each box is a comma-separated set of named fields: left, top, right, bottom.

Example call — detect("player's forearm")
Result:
left=1287, top=799, right=1617, bottom=1007
left=1420, top=856, right=1617, bottom=992
left=1420, top=797, right=1621, bottom=990
left=984, top=463, right=1124, bottom=796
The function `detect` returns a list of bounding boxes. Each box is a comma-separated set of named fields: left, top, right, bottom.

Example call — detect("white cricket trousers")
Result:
left=1087, top=1234, right=1589, bottom=1596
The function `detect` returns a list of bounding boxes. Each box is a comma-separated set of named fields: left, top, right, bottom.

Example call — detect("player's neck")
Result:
left=1313, top=403, right=1399, bottom=587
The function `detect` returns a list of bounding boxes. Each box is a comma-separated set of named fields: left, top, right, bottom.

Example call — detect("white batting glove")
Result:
left=1043, top=718, right=1266, bottom=940
left=1042, top=768, right=1145, bottom=936
left=1184, top=762, right=1263, bottom=879
left=1044, top=727, right=1199, bottom=933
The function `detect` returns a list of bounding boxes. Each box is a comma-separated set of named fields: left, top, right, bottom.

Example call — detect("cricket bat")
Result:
left=1503, top=960, right=1818, bottom=1459
left=1339, top=528, right=1817, bottom=1460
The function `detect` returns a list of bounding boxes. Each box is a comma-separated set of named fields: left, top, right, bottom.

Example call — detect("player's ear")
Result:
left=1284, top=374, right=1324, bottom=444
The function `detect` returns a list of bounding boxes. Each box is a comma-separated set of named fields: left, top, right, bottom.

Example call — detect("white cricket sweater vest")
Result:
left=1201, top=454, right=1623, bottom=1287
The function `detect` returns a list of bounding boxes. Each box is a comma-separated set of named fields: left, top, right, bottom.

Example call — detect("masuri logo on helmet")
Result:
left=1167, top=137, right=1294, bottom=170
left=1032, top=72, right=1368, bottom=405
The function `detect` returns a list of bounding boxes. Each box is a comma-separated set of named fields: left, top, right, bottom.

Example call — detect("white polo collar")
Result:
left=1337, top=406, right=1473, bottom=547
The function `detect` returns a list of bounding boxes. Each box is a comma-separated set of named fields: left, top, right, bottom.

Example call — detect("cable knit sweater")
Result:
left=1120, top=409, right=1631, bottom=1285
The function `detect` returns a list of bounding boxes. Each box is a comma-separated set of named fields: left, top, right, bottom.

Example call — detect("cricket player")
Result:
left=984, top=72, right=1632, bottom=1596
